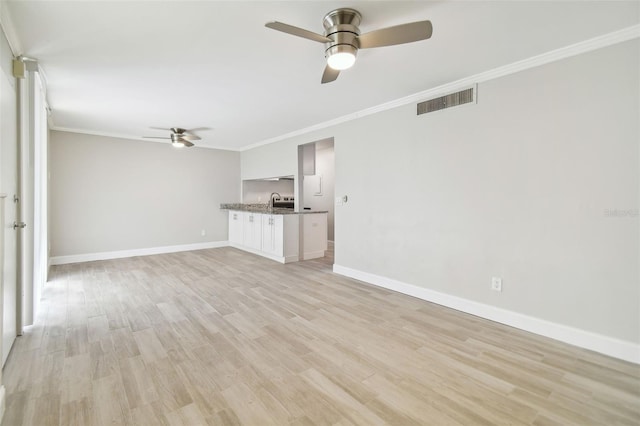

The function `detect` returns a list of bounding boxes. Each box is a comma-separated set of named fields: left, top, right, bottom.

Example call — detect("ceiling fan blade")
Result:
left=321, top=65, right=340, bottom=84
left=180, top=134, right=201, bottom=141
left=265, top=21, right=332, bottom=43
left=171, top=127, right=201, bottom=139
left=182, top=140, right=195, bottom=147
left=143, top=136, right=171, bottom=140
left=185, top=127, right=211, bottom=133
left=358, top=20, right=433, bottom=49
left=148, top=126, right=172, bottom=131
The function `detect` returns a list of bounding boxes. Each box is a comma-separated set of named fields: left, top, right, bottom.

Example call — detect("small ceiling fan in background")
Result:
left=265, top=8, right=433, bottom=83
left=143, top=127, right=207, bottom=148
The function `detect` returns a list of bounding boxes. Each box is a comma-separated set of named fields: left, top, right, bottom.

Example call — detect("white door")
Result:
left=1, top=59, right=19, bottom=365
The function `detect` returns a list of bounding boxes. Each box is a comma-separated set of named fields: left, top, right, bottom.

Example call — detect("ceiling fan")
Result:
left=265, top=8, right=433, bottom=84
left=143, top=127, right=205, bottom=148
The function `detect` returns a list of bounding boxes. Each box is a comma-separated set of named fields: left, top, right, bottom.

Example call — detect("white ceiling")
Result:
left=3, top=1, right=639, bottom=150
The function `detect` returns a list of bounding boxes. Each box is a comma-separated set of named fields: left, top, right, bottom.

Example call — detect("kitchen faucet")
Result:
left=269, top=192, right=281, bottom=209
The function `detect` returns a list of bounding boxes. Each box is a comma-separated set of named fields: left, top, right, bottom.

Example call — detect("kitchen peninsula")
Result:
left=221, top=203, right=328, bottom=264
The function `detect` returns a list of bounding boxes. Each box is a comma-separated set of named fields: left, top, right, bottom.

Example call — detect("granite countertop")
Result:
left=220, top=203, right=328, bottom=215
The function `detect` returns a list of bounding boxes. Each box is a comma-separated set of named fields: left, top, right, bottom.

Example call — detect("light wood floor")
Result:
left=2, top=246, right=639, bottom=425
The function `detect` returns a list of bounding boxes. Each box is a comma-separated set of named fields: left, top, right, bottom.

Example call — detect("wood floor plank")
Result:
left=60, top=397, right=92, bottom=426
left=221, top=382, right=278, bottom=425
left=132, top=327, right=168, bottom=365
left=300, top=368, right=386, bottom=425
left=2, top=245, right=638, bottom=425
left=91, top=373, right=131, bottom=426
left=60, top=353, right=91, bottom=404
left=119, top=355, right=159, bottom=409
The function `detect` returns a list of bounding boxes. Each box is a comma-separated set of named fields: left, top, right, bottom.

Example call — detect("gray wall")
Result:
left=241, top=40, right=639, bottom=344
left=50, top=131, right=240, bottom=256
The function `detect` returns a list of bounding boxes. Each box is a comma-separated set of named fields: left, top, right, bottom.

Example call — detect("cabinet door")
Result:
left=262, top=215, right=284, bottom=256
left=228, top=211, right=243, bottom=244
left=272, top=215, right=284, bottom=256
left=243, top=212, right=262, bottom=250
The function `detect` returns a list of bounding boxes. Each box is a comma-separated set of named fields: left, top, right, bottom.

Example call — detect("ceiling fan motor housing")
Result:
left=322, top=9, right=361, bottom=61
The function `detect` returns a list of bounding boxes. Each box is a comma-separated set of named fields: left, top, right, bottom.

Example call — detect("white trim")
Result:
left=50, top=127, right=241, bottom=152
left=43, top=25, right=639, bottom=153
left=0, top=385, right=5, bottom=425
left=0, top=2, right=22, bottom=55
left=302, top=250, right=326, bottom=261
left=333, top=264, right=640, bottom=365
left=228, top=242, right=299, bottom=264
left=241, top=24, right=640, bottom=151
left=49, top=241, right=229, bottom=265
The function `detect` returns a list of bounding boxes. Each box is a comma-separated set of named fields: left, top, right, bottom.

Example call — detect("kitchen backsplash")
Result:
left=242, top=178, right=294, bottom=203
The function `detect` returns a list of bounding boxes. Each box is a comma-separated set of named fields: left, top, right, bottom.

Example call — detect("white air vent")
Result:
left=417, top=86, right=476, bottom=115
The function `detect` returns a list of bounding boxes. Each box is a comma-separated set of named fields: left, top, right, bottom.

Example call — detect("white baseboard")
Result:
left=333, top=264, right=640, bottom=364
left=284, top=255, right=300, bottom=264
left=302, top=250, right=325, bottom=260
left=228, top=242, right=299, bottom=264
left=49, top=241, right=229, bottom=265
left=0, top=385, right=5, bottom=425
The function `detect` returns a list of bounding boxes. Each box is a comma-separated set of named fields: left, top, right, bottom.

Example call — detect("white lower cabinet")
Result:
left=228, top=210, right=300, bottom=263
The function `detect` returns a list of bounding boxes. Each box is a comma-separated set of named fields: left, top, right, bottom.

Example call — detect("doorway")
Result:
left=298, top=138, right=335, bottom=263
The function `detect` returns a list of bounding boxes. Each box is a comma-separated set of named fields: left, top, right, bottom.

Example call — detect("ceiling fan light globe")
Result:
left=327, top=52, right=356, bottom=70
left=172, top=141, right=185, bottom=148
left=326, top=44, right=357, bottom=70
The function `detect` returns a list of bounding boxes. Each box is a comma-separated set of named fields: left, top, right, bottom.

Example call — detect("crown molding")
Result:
left=242, top=24, right=640, bottom=152
left=48, top=24, right=640, bottom=153
left=50, top=126, right=241, bottom=152
left=0, top=1, right=22, bottom=55
left=52, top=126, right=159, bottom=144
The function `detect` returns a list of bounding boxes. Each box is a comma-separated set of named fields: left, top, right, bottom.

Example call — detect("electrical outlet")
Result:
left=491, top=277, right=502, bottom=292
left=201, top=229, right=206, bottom=237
